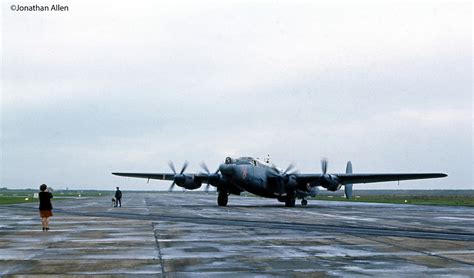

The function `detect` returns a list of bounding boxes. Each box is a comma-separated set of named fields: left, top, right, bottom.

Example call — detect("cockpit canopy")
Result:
left=225, top=157, right=252, bottom=165
left=224, top=157, right=271, bottom=167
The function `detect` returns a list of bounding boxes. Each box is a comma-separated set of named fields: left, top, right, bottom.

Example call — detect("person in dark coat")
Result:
left=38, top=184, right=53, bottom=231
left=115, top=187, right=122, bottom=207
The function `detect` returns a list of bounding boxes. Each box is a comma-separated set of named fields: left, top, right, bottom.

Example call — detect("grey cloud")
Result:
left=2, top=0, right=471, bottom=190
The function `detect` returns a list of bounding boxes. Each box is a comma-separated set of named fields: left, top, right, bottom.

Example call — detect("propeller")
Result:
left=319, top=158, right=340, bottom=190
left=168, top=160, right=189, bottom=192
left=200, top=161, right=219, bottom=192
left=271, top=162, right=298, bottom=193
left=321, top=157, right=328, bottom=174
left=199, top=161, right=210, bottom=175
left=279, top=162, right=297, bottom=185
left=282, top=163, right=295, bottom=175
left=273, top=162, right=297, bottom=176
left=320, top=157, right=331, bottom=182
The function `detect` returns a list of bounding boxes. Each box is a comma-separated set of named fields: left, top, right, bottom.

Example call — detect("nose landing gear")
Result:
left=301, top=199, right=308, bottom=206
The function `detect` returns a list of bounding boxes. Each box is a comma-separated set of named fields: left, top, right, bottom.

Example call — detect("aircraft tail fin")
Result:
left=344, top=161, right=353, bottom=199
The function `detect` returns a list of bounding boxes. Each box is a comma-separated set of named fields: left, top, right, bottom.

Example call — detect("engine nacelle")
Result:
left=321, top=174, right=341, bottom=191
left=176, top=175, right=202, bottom=190
left=284, top=175, right=298, bottom=191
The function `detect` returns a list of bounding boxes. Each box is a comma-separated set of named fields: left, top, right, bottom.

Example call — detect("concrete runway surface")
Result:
left=0, top=192, right=473, bottom=276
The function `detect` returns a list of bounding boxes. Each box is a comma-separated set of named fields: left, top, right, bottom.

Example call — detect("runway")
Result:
left=1, top=192, right=473, bottom=276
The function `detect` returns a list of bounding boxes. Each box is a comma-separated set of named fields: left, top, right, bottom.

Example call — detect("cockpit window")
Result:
left=225, top=157, right=232, bottom=164
left=234, top=157, right=253, bottom=165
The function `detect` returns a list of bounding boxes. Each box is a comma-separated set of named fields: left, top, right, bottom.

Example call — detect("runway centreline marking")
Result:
left=4, top=205, right=474, bottom=242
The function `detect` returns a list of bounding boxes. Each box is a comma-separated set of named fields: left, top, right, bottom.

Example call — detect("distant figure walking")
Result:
left=115, top=187, right=122, bottom=207
left=38, top=184, right=53, bottom=231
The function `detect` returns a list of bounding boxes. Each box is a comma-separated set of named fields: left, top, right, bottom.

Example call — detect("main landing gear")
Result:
left=285, top=196, right=295, bottom=207
left=286, top=198, right=307, bottom=207
left=217, top=191, right=228, bottom=206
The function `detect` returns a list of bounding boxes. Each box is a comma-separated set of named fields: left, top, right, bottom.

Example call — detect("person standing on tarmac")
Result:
left=38, top=184, right=53, bottom=231
left=115, top=187, right=122, bottom=207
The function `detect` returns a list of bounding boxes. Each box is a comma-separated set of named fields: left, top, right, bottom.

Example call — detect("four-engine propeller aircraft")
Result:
left=112, top=157, right=447, bottom=207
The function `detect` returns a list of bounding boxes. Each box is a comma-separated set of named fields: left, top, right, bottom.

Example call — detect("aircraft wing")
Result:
left=112, top=172, right=176, bottom=180
left=296, top=173, right=447, bottom=185
left=111, top=172, right=216, bottom=182
left=336, top=173, right=447, bottom=184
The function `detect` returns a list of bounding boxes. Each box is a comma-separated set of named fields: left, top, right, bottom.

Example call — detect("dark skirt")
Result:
left=39, top=210, right=53, bottom=218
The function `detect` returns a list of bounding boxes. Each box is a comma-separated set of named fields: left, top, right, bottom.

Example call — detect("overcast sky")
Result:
left=1, top=0, right=472, bottom=191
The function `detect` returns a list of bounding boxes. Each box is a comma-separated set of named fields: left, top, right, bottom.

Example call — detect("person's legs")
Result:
left=45, top=217, right=49, bottom=230
left=41, top=217, right=46, bottom=230
left=118, top=198, right=121, bottom=207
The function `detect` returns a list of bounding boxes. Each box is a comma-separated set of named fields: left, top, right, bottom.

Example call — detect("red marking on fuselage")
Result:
left=242, top=166, right=248, bottom=179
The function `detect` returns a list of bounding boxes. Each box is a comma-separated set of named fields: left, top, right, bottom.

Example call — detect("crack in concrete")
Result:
left=152, top=222, right=166, bottom=277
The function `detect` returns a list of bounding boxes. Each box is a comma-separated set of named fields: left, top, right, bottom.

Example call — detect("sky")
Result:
left=1, top=0, right=472, bottom=191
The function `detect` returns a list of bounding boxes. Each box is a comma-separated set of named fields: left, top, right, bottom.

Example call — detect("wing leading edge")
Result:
left=337, top=173, right=447, bottom=184
left=296, top=173, right=447, bottom=185
left=111, top=172, right=215, bottom=182
left=112, top=172, right=175, bottom=181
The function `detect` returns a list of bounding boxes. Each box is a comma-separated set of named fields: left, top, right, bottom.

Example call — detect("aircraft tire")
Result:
left=218, top=192, right=228, bottom=206
left=285, top=197, right=295, bottom=207
left=301, top=199, right=308, bottom=206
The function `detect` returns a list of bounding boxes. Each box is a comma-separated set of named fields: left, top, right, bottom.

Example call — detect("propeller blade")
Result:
left=168, top=161, right=176, bottom=174
left=168, top=181, right=176, bottom=192
left=321, top=158, right=328, bottom=174
left=180, top=161, right=189, bottom=174
left=200, top=161, right=210, bottom=174
left=283, top=163, right=295, bottom=175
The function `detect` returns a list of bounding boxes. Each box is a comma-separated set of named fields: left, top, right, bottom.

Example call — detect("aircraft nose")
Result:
left=219, top=164, right=234, bottom=175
